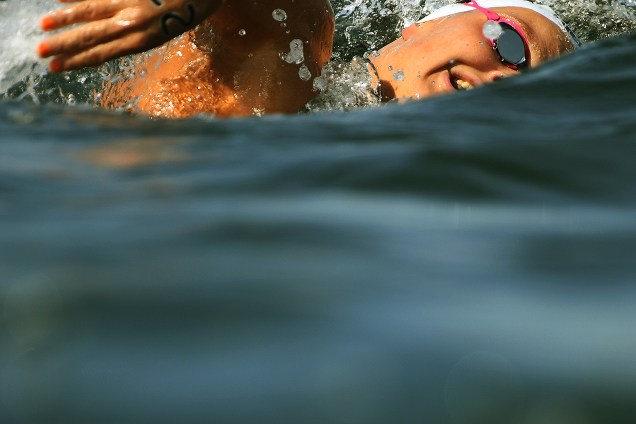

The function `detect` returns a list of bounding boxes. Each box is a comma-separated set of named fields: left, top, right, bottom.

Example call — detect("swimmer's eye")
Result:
left=493, top=23, right=528, bottom=69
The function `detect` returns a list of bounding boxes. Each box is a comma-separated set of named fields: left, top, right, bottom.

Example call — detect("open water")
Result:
left=2, top=1, right=636, bottom=423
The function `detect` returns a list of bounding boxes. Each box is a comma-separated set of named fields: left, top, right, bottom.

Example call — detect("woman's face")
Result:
left=369, top=7, right=573, bottom=101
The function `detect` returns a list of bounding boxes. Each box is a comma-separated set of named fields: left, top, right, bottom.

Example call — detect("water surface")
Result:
left=2, top=2, right=636, bottom=423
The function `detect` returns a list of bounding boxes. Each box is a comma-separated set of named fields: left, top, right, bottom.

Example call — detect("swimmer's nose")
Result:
left=485, top=70, right=511, bottom=83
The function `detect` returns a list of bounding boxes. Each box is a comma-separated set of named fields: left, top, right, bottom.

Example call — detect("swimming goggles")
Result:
left=460, top=0, right=530, bottom=69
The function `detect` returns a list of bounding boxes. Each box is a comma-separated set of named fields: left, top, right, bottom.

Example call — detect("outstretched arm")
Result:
left=38, top=0, right=223, bottom=72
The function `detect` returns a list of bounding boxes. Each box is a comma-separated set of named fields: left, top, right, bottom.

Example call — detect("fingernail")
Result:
left=50, top=59, right=63, bottom=73
left=41, top=16, right=55, bottom=31
left=37, top=42, right=51, bottom=58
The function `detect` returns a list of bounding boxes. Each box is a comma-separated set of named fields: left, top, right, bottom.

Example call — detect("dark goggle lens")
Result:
left=495, top=24, right=526, bottom=67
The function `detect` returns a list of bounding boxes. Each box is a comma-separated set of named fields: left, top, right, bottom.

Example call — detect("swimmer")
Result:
left=37, top=0, right=579, bottom=118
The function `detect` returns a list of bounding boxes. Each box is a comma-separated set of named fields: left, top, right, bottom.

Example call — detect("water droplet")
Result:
left=392, top=70, right=404, bottom=81
left=388, top=65, right=393, bottom=71
left=272, top=9, right=287, bottom=22
left=238, top=29, right=246, bottom=36
left=281, top=39, right=305, bottom=64
left=299, top=64, right=312, bottom=81
left=482, top=21, right=503, bottom=40
left=313, top=76, right=327, bottom=91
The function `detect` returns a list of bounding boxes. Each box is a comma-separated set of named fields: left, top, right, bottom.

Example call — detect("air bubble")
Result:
left=272, top=9, right=287, bottom=22
left=482, top=21, right=503, bottom=40
left=392, top=70, right=404, bottom=81
left=238, top=29, right=246, bottom=36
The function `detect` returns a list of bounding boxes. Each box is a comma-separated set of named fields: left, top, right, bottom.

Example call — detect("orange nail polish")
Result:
left=50, top=59, right=63, bottom=73
left=41, top=16, right=55, bottom=31
left=37, top=42, right=51, bottom=58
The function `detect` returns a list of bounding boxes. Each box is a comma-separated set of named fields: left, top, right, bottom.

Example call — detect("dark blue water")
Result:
left=2, top=20, right=636, bottom=424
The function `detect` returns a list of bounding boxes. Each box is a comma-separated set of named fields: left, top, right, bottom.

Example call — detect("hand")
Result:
left=38, top=0, right=222, bottom=72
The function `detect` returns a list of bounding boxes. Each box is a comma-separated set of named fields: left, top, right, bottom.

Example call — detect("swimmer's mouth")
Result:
left=451, top=77, right=474, bottom=91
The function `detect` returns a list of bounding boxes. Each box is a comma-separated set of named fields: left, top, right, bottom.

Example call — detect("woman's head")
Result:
left=368, top=0, right=577, bottom=101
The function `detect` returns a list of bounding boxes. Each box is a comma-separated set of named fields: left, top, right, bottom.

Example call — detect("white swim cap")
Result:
left=417, top=0, right=581, bottom=48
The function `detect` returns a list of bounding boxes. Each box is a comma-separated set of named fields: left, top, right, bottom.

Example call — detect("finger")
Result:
left=38, top=17, right=145, bottom=58
left=41, top=0, right=128, bottom=31
left=49, top=32, right=160, bottom=72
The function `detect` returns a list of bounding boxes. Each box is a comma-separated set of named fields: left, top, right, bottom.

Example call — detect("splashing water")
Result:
left=305, top=57, right=380, bottom=112
left=531, top=0, right=636, bottom=42
left=0, top=0, right=51, bottom=94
